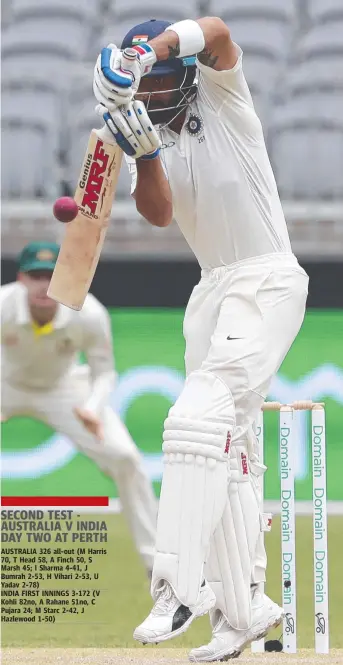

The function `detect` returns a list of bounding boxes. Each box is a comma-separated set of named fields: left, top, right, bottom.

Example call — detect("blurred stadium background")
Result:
left=2, top=0, right=343, bottom=257
left=1, top=0, right=343, bottom=503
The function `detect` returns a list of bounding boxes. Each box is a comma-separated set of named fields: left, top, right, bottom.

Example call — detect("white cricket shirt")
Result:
left=128, top=45, right=292, bottom=269
left=1, top=282, right=115, bottom=412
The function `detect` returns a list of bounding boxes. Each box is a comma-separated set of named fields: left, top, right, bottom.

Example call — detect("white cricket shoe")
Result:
left=133, top=580, right=216, bottom=644
left=188, top=589, right=284, bottom=662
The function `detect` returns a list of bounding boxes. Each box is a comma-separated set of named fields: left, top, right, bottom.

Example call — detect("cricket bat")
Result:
left=48, top=127, right=122, bottom=310
left=48, top=48, right=138, bottom=310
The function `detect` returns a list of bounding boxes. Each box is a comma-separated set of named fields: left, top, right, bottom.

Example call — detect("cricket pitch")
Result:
left=3, top=649, right=343, bottom=665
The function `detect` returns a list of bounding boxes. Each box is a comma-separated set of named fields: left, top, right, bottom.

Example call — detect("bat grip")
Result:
left=97, top=123, right=118, bottom=145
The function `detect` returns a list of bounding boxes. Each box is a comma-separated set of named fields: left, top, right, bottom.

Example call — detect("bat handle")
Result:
left=123, top=44, right=156, bottom=77
left=122, top=47, right=139, bottom=74
left=97, top=123, right=118, bottom=145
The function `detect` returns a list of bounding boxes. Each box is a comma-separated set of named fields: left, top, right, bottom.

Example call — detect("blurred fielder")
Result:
left=93, top=16, right=309, bottom=661
left=1, top=242, right=157, bottom=575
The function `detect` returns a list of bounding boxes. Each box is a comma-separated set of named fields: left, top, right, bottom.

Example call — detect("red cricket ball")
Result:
left=53, top=197, right=79, bottom=223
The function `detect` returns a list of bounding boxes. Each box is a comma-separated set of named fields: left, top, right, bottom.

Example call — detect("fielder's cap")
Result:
left=18, top=241, right=59, bottom=273
left=121, top=19, right=196, bottom=77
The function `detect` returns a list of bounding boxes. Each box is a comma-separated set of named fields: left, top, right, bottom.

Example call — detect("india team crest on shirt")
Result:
left=186, top=113, right=203, bottom=137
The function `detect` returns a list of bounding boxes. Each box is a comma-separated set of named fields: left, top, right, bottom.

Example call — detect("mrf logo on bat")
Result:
left=79, top=139, right=111, bottom=217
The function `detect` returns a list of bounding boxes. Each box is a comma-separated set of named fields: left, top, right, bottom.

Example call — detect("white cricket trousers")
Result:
left=183, top=253, right=308, bottom=590
left=2, top=367, right=157, bottom=571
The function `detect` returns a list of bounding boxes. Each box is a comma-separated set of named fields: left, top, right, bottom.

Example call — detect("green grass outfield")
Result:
left=2, top=514, right=342, bottom=649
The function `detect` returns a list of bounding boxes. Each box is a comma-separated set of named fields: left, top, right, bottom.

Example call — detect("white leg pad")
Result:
left=152, top=370, right=235, bottom=607
left=248, top=426, right=270, bottom=585
left=205, top=442, right=261, bottom=630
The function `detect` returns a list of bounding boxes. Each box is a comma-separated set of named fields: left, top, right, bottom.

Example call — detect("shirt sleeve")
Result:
left=80, top=297, right=116, bottom=415
left=196, top=43, right=264, bottom=142
left=196, top=44, right=253, bottom=111
left=125, top=154, right=137, bottom=195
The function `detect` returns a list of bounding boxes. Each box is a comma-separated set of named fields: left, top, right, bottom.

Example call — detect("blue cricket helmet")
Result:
left=121, top=19, right=197, bottom=126
left=121, top=19, right=196, bottom=78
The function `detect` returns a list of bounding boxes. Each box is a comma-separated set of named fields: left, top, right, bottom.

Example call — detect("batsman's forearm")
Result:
left=135, top=158, right=173, bottom=227
left=148, top=17, right=229, bottom=62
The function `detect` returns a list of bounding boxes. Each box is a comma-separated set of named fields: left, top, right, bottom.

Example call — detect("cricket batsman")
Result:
left=93, top=16, right=309, bottom=660
left=1, top=242, right=157, bottom=575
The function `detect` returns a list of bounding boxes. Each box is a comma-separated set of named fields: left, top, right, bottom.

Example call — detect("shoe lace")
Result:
left=152, top=584, right=174, bottom=616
